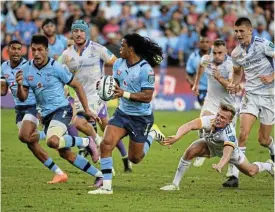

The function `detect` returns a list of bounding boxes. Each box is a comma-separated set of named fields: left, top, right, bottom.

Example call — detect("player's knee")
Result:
left=100, top=138, right=113, bottom=154
left=239, top=130, right=249, bottom=144
left=184, top=146, right=198, bottom=160
left=258, top=134, right=270, bottom=147
left=18, top=132, right=31, bottom=143
left=128, top=155, right=142, bottom=164
left=46, top=136, right=60, bottom=149
left=247, top=167, right=257, bottom=177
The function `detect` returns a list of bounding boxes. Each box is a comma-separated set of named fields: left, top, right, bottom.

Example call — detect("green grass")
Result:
left=1, top=109, right=274, bottom=212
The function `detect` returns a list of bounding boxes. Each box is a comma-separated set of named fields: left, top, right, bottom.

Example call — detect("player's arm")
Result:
left=192, top=64, right=204, bottom=95
left=212, top=145, right=234, bottom=173
left=1, top=79, right=8, bottom=96
left=162, top=118, right=203, bottom=146
left=212, top=66, right=231, bottom=89
left=185, top=56, right=196, bottom=86
left=15, top=70, right=29, bottom=101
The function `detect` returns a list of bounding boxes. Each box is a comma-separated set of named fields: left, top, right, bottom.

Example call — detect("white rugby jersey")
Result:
left=200, top=54, right=235, bottom=107
left=231, top=36, right=274, bottom=96
left=59, top=40, right=116, bottom=102
left=201, top=115, right=238, bottom=157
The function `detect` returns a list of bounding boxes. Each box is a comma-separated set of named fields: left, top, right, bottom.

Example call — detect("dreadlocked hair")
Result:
left=124, top=33, right=163, bottom=67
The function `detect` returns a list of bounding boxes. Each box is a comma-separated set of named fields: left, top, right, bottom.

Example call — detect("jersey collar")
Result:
left=126, top=59, right=144, bottom=68
left=33, top=57, right=51, bottom=70
left=241, top=36, right=254, bottom=53
left=74, top=40, right=90, bottom=56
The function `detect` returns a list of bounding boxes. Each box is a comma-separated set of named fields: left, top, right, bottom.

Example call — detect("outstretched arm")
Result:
left=162, top=118, right=202, bottom=146
left=192, top=65, right=204, bottom=95
left=212, top=145, right=234, bottom=173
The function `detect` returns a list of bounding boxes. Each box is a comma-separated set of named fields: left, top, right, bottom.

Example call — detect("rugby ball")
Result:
left=97, top=76, right=116, bottom=101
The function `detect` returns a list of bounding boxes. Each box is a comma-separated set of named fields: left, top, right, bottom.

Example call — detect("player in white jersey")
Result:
left=159, top=103, right=274, bottom=191
left=225, top=17, right=275, bottom=188
left=60, top=20, right=132, bottom=172
left=192, top=39, right=239, bottom=167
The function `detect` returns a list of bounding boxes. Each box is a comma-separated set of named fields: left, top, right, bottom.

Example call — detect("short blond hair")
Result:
left=220, top=102, right=236, bottom=119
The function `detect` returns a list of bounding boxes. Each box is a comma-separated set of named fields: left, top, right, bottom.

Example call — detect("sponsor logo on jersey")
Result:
left=117, top=70, right=121, bottom=76
left=28, top=75, right=34, bottom=81
left=37, top=82, right=43, bottom=88
left=4, top=74, right=9, bottom=79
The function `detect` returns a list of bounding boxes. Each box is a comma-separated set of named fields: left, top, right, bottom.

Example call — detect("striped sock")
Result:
left=73, top=155, right=102, bottom=177
left=101, top=157, right=113, bottom=190
left=143, top=132, right=154, bottom=155
left=39, top=131, right=46, bottom=140
left=59, top=135, right=89, bottom=149
left=44, top=157, right=63, bottom=175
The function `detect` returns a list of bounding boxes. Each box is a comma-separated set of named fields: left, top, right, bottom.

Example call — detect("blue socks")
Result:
left=143, top=133, right=154, bottom=155
left=101, top=157, right=113, bottom=180
left=43, top=157, right=63, bottom=175
left=73, top=155, right=101, bottom=177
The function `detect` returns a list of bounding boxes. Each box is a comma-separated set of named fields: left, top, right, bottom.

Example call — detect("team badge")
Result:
left=148, top=75, right=155, bottom=84
left=37, top=82, right=43, bottom=88
left=28, top=75, right=34, bottom=81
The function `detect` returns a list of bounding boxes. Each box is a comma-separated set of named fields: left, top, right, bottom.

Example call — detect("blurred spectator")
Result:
left=39, top=1, right=55, bottom=19
left=53, top=9, right=66, bottom=34
left=167, top=9, right=182, bottom=36
left=15, top=10, right=38, bottom=45
left=90, top=24, right=106, bottom=45
left=82, top=1, right=99, bottom=18
left=104, top=32, right=120, bottom=58
left=253, top=20, right=272, bottom=41
left=63, top=4, right=82, bottom=34
left=158, top=5, right=170, bottom=31
left=206, top=20, right=219, bottom=41
left=99, top=1, right=121, bottom=20
left=102, top=17, right=120, bottom=37
left=90, top=8, right=107, bottom=31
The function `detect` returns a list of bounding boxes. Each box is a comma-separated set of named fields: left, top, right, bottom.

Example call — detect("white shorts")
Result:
left=75, top=98, right=108, bottom=118
left=201, top=99, right=219, bottom=115
left=240, top=93, right=274, bottom=125
left=205, top=140, right=245, bottom=166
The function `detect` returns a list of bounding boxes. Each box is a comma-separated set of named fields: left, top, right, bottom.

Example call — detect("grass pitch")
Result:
left=1, top=109, right=274, bottom=212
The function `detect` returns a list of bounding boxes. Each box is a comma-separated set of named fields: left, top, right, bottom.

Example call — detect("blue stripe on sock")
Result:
left=101, top=157, right=113, bottom=180
left=87, top=166, right=98, bottom=176
left=75, top=137, right=84, bottom=147
left=143, top=134, right=153, bottom=155
left=63, top=135, right=73, bottom=147
left=44, top=158, right=53, bottom=166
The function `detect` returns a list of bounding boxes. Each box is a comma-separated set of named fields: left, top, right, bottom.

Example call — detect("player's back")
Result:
left=1, top=59, right=36, bottom=106
left=231, top=36, right=274, bottom=96
left=113, top=58, right=155, bottom=116
left=22, top=58, right=72, bottom=117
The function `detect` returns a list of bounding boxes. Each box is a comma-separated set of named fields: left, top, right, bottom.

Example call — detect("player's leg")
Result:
left=100, top=112, right=131, bottom=172
left=45, top=106, right=103, bottom=184
left=160, top=139, right=210, bottom=191
left=258, top=96, right=274, bottom=161
left=223, top=112, right=257, bottom=187
left=193, top=109, right=214, bottom=167
left=88, top=109, right=129, bottom=194
left=18, top=109, right=66, bottom=184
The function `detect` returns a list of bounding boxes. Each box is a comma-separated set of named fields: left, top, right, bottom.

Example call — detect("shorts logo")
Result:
left=28, top=75, right=34, bottom=81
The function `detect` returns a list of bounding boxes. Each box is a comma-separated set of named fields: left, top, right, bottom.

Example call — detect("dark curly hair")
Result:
left=123, top=33, right=163, bottom=67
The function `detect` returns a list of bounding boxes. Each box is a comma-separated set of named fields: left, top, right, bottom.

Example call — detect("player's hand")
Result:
left=212, top=164, right=222, bottom=174
left=16, top=70, right=23, bottom=85
left=227, top=82, right=237, bottom=94
left=113, top=84, right=124, bottom=98
left=162, top=135, right=179, bottom=148
left=259, top=74, right=274, bottom=84
left=212, top=68, right=221, bottom=80
left=85, top=109, right=102, bottom=125
left=192, top=84, right=199, bottom=96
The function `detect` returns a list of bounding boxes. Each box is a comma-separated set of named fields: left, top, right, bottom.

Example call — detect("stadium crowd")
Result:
left=1, top=1, right=274, bottom=65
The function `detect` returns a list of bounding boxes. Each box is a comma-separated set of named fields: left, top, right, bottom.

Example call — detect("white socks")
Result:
left=253, top=162, right=272, bottom=173
left=172, top=157, right=191, bottom=187
left=268, top=137, right=274, bottom=155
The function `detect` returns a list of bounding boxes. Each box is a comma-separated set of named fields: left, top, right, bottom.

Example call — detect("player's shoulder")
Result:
left=231, top=45, right=242, bottom=59
left=113, top=58, right=124, bottom=67
left=254, top=36, right=265, bottom=43
left=201, top=54, right=211, bottom=62
left=51, top=58, right=65, bottom=70
left=139, top=60, right=153, bottom=74
left=1, top=61, right=9, bottom=69
left=89, top=40, right=105, bottom=49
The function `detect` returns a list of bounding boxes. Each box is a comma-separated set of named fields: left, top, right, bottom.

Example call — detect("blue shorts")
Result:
left=15, top=104, right=38, bottom=124
left=42, top=105, right=73, bottom=134
left=198, top=90, right=207, bottom=106
left=108, top=108, right=154, bottom=143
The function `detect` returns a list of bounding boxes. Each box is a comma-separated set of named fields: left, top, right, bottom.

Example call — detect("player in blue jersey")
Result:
left=186, top=30, right=211, bottom=106
left=89, top=33, right=166, bottom=194
left=42, top=19, right=68, bottom=60
left=1, top=40, right=66, bottom=184
left=16, top=35, right=103, bottom=187
left=225, top=17, right=275, bottom=187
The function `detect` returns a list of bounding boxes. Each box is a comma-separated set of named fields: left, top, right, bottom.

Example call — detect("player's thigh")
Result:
left=18, top=106, right=39, bottom=137
left=128, top=139, right=145, bottom=159
left=99, top=117, right=109, bottom=132
left=239, top=113, right=257, bottom=136
left=101, top=124, right=127, bottom=155
left=201, top=100, right=218, bottom=116
left=44, top=105, right=73, bottom=140
left=184, top=138, right=210, bottom=159
left=258, top=95, right=274, bottom=126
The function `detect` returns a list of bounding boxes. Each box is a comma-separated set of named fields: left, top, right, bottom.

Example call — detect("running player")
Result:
left=59, top=20, right=132, bottom=172
left=16, top=35, right=103, bottom=187
left=160, top=103, right=273, bottom=191
left=1, top=40, right=66, bottom=184
left=88, top=33, right=165, bottom=195
left=225, top=17, right=274, bottom=187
